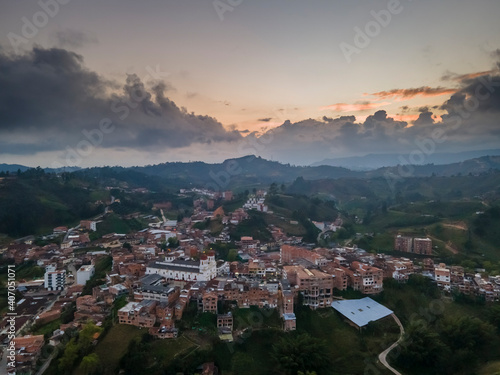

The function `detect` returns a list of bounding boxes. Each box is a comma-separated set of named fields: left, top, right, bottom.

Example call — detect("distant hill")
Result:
left=0, top=172, right=105, bottom=237
left=0, top=164, right=31, bottom=173
left=126, top=155, right=500, bottom=188
left=287, top=170, right=500, bottom=203
left=311, top=149, right=500, bottom=170
left=0, top=164, right=81, bottom=173
left=2, top=155, right=500, bottom=238
left=3, top=155, right=500, bottom=190
left=369, top=155, right=500, bottom=178
left=128, top=155, right=360, bottom=188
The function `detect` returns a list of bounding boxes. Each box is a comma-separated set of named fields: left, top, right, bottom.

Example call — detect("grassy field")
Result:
left=295, top=305, right=398, bottom=375
left=91, top=324, right=145, bottom=374
left=32, top=318, right=62, bottom=337
left=478, top=361, right=500, bottom=375
left=263, top=213, right=307, bottom=236
left=210, top=305, right=398, bottom=375
left=392, top=200, right=484, bottom=220
left=149, top=336, right=197, bottom=368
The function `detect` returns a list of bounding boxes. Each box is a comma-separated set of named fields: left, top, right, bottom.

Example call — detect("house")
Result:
left=76, top=265, right=95, bottom=285
left=80, top=220, right=97, bottom=231
left=280, top=245, right=327, bottom=267
left=12, top=335, right=45, bottom=373
left=118, top=300, right=157, bottom=328
left=434, top=263, right=451, bottom=289
left=202, top=290, right=218, bottom=313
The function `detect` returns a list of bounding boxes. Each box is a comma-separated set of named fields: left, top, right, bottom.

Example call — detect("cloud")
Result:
left=367, top=86, right=456, bottom=101
left=52, top=29, right=98, bottom=49
left=441, top=70, right=495, bottom=82
left=254, top=57, right=500, bottom=164
left=258, top=118, right=272, bottom=122
left=0, top=47, right=241, bottom=156
left=320, top=101, right=391, bottom=112
left=2, top=47, right=500, bottom=167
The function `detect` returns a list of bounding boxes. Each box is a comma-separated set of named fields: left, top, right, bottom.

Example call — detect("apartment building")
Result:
left=281, top=289, right=296, bottom=331
left=343, top=262, right=384, bottom=294
left=434, top=263, right=451, bottom=289
left=413, top=237, right=433, bottom=255
left=202, top=290, right=218, bottom=313
left=44, top=264, right=66, bottom=291
left=283, top=265, right=334, bottom=309
left=394, top=235, right=412, bottom=252
left=118, top=300, right=157, bottom=327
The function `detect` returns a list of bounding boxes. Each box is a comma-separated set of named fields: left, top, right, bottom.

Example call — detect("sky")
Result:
left=0, top=0, right=499, bottom=167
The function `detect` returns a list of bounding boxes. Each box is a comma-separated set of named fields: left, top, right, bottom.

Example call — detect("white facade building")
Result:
left=44, top=264, right=66, bottom=291
left=146, top=253, right=217, bottom=281
left=76, top=265, right=95, bottom=285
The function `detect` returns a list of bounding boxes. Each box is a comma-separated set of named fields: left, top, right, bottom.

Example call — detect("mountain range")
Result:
left=2, top=154, right=500, bottom=189
left=311, top=149, right=500, bottom=170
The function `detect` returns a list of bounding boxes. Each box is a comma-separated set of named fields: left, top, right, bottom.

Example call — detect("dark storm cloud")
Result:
left=0, top=47, right=241, bottom=155
left=413, top=111, right=435, bottom=126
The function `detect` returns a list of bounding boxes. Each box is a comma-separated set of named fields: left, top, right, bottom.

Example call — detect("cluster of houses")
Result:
left=2, top=190, right=500, bottom=374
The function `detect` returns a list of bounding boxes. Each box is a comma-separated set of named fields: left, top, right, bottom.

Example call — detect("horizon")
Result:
left=2, top=149, right=500, bottom=171
left=1, top=1, right=500, bottom=168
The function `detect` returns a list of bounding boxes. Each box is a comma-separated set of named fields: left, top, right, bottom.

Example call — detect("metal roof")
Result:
left=331, top=297, right=393, bottom=327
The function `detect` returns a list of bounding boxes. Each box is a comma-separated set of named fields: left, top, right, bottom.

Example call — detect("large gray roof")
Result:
left=331, top=297, right=393, bottom=327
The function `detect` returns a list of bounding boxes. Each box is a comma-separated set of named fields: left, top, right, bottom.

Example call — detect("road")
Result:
left=35, top=348, right=58, bottom=375
left=160, top=209, right=167, bottom=224
left=378, top=313, right=405, bottom=375
left=63, top=224, right=80, bottom=242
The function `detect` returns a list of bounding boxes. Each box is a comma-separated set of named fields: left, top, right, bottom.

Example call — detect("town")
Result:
left=2, top=186, right=499, bottom=375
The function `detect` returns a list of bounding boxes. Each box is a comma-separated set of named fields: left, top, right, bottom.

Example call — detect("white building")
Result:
left=146, top=252, right=217, bottom=281
left=243, top=196, right=268, bottom=212
left=44, top=264, right=66, bottom=291
left=434, top=263, right=451, bottom=290
left=76, top=265, right=95, bottom=285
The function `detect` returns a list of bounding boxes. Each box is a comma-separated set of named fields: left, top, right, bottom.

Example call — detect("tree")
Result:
left=61, top=302, right=76, bottom=324
left=227, top=248, right=238, bottom=262
left=231, top=352, right=255, bottom=375
left=269, top=182, right=279, bottom=196
left=80, top=353, right=100, bottom=374
left=167, top=236, right=179, bottom=248
left=78, top=322, right=103, bottom=353
left=58, top=338, right=79, bottom=374
left=397, top=321, right=448, bottom=371
left=272, top=333, right=331, bottom=374
left=487, top=304, right=500, bottom=334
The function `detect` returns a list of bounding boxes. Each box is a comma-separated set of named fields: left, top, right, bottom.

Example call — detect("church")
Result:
left=146, top=252, right=217, bottom=281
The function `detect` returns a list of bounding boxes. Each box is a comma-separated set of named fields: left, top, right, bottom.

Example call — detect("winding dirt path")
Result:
left=378, top=313, right=405, bottom=375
